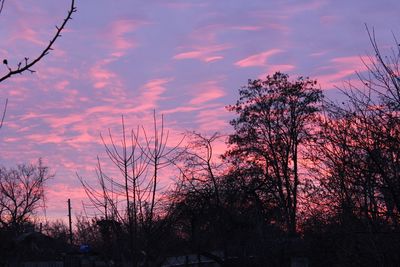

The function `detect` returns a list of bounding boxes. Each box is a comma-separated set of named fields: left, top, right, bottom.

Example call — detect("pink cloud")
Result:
left=6, top=86, right=29, bottom=98
left=331, top=56, right=367, bottom=68
left=65, top=132, right=97, bottom=149
left=54, top=80, right=70, bottom=91
left=137, top=78, right=173, bottom=109
left=90, top=59, right=117, bottom=89
left=3, top=137, right=20, bottom=143
left=46, top=183, right=88, bottom=214
left=112, top=20, right=138, bottom=50
left=231, top=25, right=263, bottom=31
left=292, top=0, right=327, bottom=13
left=189, top=81, right=226, bottom=105
left=316, top=56, right=369, bottom=89
left=161, top=106, right=202, bottom=115
left=20, top=112, right=49, bottom=121
left=310, top=51, right=328, bottom=57
left=320, top=15, right=337, bottom=25
left=189, top=24, right=221, bottom=43
left=318, top=70, right=359, bottom=89
left=235, top=49, right=283, bottom=67
left=3, top=6, right=49, bottom=47
left=173, top=44, right=230, bottom=62
left=233, top=22, right=289, bottom=32
left=204, top=56, right=224, bottom=62
left=195, top=107, right=229, bottom=133
left=43, top=113, right=84, bottom=129
left=10, top=25, right=45, bottom=46
left=173, top=24, right=233, bottom=63
left=17, top=112, right=101, bottom=150
left=17, top=125, right=35, bottom=133
left=26, top=133, right=65, bottom=144
left=104, top=19, right=145, bottom=58
left=263, top=22, right=290, bottom=32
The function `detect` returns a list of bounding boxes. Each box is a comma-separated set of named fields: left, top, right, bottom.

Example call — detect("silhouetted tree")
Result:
left=169, top=130, right=290, bottom=266
left=309, top=27, right=400, bottom=226
left=42, top=219, right=69, bottom=244
left=0, top=160, right=52, bottom=233
left=226, top=72, right=322, bottom=236
left=78, top=113, right=184, bottom=266
left=302, top=27, right=400, bottom=266
left=169, top=133, right=227, bottom=259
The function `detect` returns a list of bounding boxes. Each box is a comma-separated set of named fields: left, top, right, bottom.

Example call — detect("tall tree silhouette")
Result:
left=78, top=113, right=185, bottom=266
left=302, top=28, right=400, bottom=266
left=0, top=160, right=52, bottom=232
left=170, top=133, right=227, bottom=260
left=310, top=27, right=400, bottom=226
left=226, top=72, right=322, bottom=236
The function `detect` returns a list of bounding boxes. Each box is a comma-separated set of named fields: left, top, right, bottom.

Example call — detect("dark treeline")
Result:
left=1, top=30, right=400, bottom=266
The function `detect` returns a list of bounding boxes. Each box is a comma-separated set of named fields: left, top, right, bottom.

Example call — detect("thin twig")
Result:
left=0, top=0, right=77, bottom=83
left=0, top=0, right=5, bottom=15
left=0, top=98, right=7, bottom=129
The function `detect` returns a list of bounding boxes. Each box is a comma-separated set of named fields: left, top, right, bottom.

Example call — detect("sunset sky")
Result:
left=0, top=0, right=399, bottom=220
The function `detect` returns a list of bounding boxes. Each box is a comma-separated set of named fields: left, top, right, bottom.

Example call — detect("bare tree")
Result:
left=171, top=132, right=225, bottom=238
left=78, top=112, right=185, bottom=266
left=301, top=28, right=400, bottom=266
left=168, top=132, right=231, bottom=263
left=0, top=159, right=53, bottom=232
left=311, top=27, right=400, bottom=225
left=42, top=219, right=69, bottom=243
left=177, top=132, right=224, bottom=204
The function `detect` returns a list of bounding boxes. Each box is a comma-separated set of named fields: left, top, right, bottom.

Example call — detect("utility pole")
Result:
left=68, top=198, right=73, bottom=245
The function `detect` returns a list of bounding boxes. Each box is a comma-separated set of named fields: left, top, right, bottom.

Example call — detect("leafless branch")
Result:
left=0, top=0, right=77, bottom=83
left=0, top=98, right=7, bottom=130
left=0, top=0, right=5, bottom=16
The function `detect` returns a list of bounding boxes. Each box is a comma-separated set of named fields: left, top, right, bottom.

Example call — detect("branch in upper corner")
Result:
left=0, top=0, right=77, bottom=83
